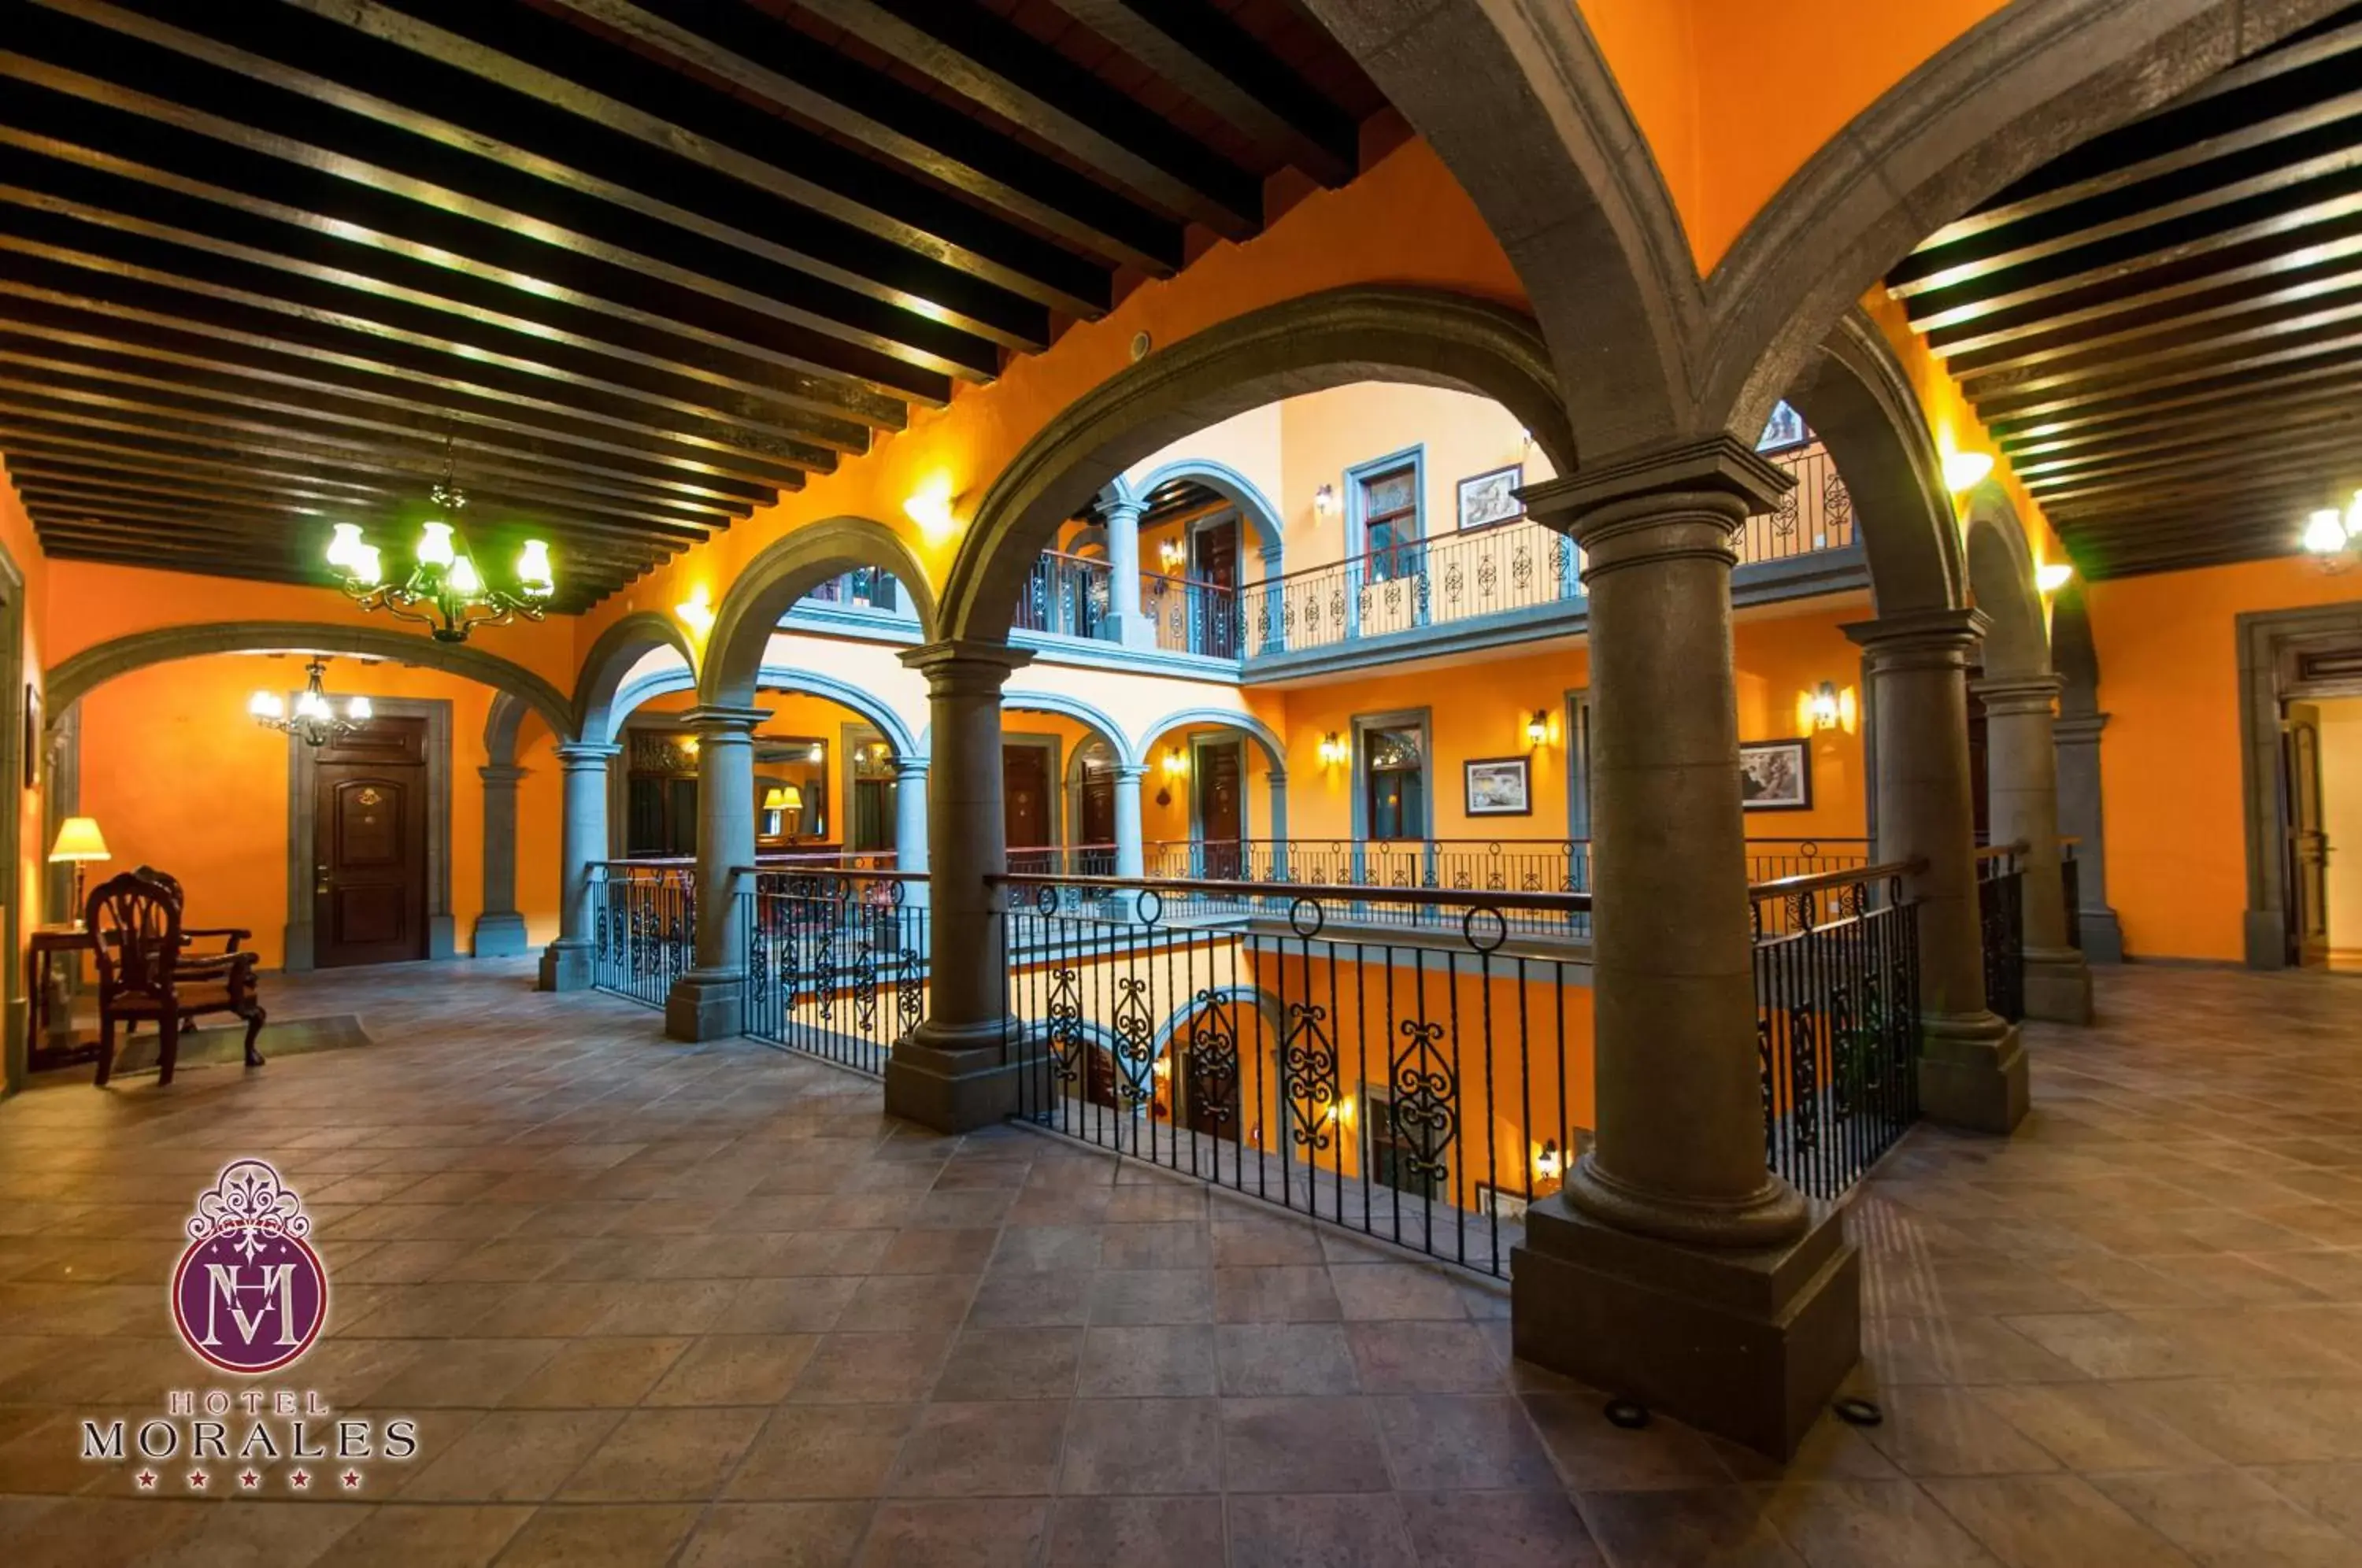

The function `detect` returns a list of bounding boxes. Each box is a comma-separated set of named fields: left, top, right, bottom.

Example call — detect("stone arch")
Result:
left=940, top=287, right=1573, bottom=643
left=1136, top=705, right=1286, bottom=778
left=702, top=517, right=939, bottom=708
left=483, top=690, right=533, bottom=767
left=994, top=689, right=1139, bottom=771
left=1783, top=309, right=1966, bottom=615
left=1111, top=457, right=1287, bottom=572
left=613, top=661, right=921, bottom=761
left=1960, top=484, right=2051, bottom=680
left=1708, top=0, right=2337, bottom=431
left=1152, top=985, right=1285, bottom=1058
left=573, top=610, right=697, bottom=745
left=45, top=620, right=575, bottom=738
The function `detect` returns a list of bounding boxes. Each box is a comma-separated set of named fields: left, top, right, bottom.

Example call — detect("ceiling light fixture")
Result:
left=250, top=658, right=372, bottom=747
left=328, top=441, right=553, bottom=642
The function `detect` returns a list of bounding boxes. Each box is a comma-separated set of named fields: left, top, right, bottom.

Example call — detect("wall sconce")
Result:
left=2036, top=561, right=2074, bottom=594
left=1158, top=538, right=1186, bottom=572
left=676, top=734, right=700, bottom=756
left=676, top=586, right=715, bottom=638
left=1525, top=709, right=1549, bottom=749
left=1810, top=682, right=1841, bottom=731
left=1941, top=448, right=1994, bottom=494
left=1161, top=746, right=1187, bottom=779
left=904, top=478, right=959, bottom=541
left=1313, top=483, right=1336, bottom=516
left=1317, top=731, right=1347, bottom=767
left=1796, top=682, right=1858, bottom=736
left=806, top=741, right=825, bottom=764
left=1535, top=1137, right=1561, bottom=1181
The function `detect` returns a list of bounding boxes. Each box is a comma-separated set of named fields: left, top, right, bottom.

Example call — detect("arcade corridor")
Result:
left=0, top=962, right=2356, bottom=1566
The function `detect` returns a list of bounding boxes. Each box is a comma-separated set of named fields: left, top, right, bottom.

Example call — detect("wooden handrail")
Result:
left=993, top=871, right=1591, bottom=913
left=1747, top=857, right=1926, bottom=899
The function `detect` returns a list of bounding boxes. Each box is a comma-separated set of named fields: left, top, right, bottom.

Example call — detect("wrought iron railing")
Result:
left=1743, top=838, right=1873, bottom=886
left=1977, top=843, right=2027, bottom=1023
left=994, top=873, right=1590, bottom=1278
left=1142, top=570, right=1240, bottom=658
left=1749, top=860, right=1924, bottom=1199
left=588, top=859, right=696, bottom=1009
left=740, top=866, right=928, bottom=1077
left=1737, top=441, right=1853, bottom=564
left=1138, top=839, right=1590, bottom=938
left=1013, top=549, right=1113, bottom=641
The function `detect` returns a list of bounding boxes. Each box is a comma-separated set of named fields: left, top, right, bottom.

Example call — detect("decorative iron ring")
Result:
left=1136, top=888, right=1164, bottom=926
left=884, top=879, right=905, bottom=908
left=1288, top=897, right=1326, bottom=938
left=1033, top=884, right=1059, bottom=915
left=1462, top=905, right=1509, bottom=952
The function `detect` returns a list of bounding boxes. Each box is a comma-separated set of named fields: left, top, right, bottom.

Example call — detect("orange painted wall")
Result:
left=75, top=653, right=563, bottom=967
left=2086, top=560, right=2362, bottom=961
left=1, top=460, right=50, bottom=1020
left=1579, top=0, right=2011, bottom=272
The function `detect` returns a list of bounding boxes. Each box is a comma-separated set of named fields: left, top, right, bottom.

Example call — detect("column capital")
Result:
left=1523, top=434, right=1791, bottom=564
left=2053, top=712, right=2111, bottom=743
left=553, top=741, right=623, bottom=768
left=1112, top=763, right=1149, bottom=782
left=679, top=703, right=771, bottom=738
left=899, top=639, right=1034, bottom=697
left=1971, top=672, right=2065, bottom=716
left=1101, top=497, right=1145, bottom=527
left=479, top=763, right=528, bottom=786
left=1842, top=607, right=1992, bottom=670
left=892, top=755, right=932, bottom=779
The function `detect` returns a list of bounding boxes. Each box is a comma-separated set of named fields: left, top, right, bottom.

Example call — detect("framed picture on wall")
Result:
left=1739, top=738, right=1812, bottom=812
left=1456, top=464, right=1523, bottom=532
left=1464, top=756, right=1532, bottom=816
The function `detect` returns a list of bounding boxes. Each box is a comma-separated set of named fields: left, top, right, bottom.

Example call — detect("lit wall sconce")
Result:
left=676, top=734, right=700, bottom=757
left=1809, top=682, right=1841, bottom=732
left=1317, top=731, right=1347, bottom=767
left=1941, top=448, right=1994, bottom=494
left=2035, top=561, right=2074, bottom=593
left=1524, top=709, right=1550, bottom=749
left=1535, top=1137, right=1561, bottom=1181
left=1158, top=538, right=1186, bottom=572
left=676, top=586, right=715, bottom=638
left=806, top=741, right=825, bottom=763
left=1161, top=746, right=1187, bottom=779
left=904, top=478, right=960, bottom=541
left=1313, top=483, right=1337, bottom=517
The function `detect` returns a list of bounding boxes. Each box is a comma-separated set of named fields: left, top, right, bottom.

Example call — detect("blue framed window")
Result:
left=805, top=567, right=900, bottom=613
left=1357, top=462, right=1422, bottom=582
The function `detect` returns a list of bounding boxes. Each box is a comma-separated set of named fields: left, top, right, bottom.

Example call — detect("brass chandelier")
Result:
left=326, top=442, right=555, bottom=642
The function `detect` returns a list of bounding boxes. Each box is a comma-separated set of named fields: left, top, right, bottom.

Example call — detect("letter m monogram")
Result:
left=201, top=1263, right=299, bottom=1348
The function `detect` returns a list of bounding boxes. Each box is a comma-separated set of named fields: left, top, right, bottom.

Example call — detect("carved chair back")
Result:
left=87, top=871, right=184, bottom=1006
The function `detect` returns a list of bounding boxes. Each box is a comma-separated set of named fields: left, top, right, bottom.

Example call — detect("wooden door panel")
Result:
left=1198, top=741, right=1243, bottom=878
left=2286, top=702, right=2329, bottom=964
left=313, top=717, right=428, bottom=969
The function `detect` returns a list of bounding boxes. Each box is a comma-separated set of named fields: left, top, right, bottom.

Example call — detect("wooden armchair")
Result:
left=131, top=864, right=253, bottom=959
left=87, top=871, right=267, bottom=1088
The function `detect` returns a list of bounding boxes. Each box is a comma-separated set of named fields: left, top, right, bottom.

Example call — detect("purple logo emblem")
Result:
left=169, top=1160, right=328, bottom=1376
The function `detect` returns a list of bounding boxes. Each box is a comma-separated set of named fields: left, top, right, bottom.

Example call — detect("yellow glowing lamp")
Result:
left=2036, top=561, right=2074, bottom=593
left=247, top=690, right=285, bottom=720
left=350, top=544, right=383, bottom=586
left=904, top=479, right=958, bottom=540
left=1942, top=449, right=1994, bottom=494
left=1810, top=682, right=1842, bottom=731
left=517, top=538, right=554, bottom=596
left=416, top=519, right=457, bottom=569
left=677, top=587, right=716, bottom=637
left=446, top=554, right=483, bottom=596
left=1525, top=709, right=1549, bottom=748
left=325, top=522, right=365, bottom=570
left=49, top=815, right=110, bottom=930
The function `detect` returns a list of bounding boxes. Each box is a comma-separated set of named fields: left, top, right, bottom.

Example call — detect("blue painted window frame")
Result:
left=1342, top=446, right=1427, bottom=635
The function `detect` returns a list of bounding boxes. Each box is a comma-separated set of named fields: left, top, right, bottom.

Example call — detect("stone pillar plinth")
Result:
left=887, top=641, right=1036, bottom=1131
left=894, top=756, right=931, bottom=908
left=538, top=741, right=620, bottom=992
left=1846, top=610, right=2028, bottom=1133
left=1516, top=438, right=1859, bottom=1460
left=2052, top=712, right=2123, bottom=962
left=1974, top=673, right=2092, bottom=1023
left=1113, top=764, right=1147, bottom=879
left=665, top=705, right=768, bottom=1041
left=473, top=763, right=531, bottom=957
left=1104, top=499, right=1154, bottom=649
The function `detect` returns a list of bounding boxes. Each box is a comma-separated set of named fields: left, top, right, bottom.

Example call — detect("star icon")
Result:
left=134, top=1470, right=156, bottom=1491
left=187, top=1471, right=208, bottom=1491
left=238, top=1470, right=261, bottom=1491
left=288, top=1470, right=310, bottom=1490
left=339, top=1470, right=362, bottom=1492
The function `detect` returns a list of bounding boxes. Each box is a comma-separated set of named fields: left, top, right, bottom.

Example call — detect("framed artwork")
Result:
left=1463, top=756, right=1532, bottom=816
left=1757, top=398, right=1808, bottom=453
left=1739, top=738, right=1812, bottom=812
left=1456, top=464, right=1523, bottom=531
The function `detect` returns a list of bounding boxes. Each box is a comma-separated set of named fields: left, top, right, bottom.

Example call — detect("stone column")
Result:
left=1104, top=498, right=1154, bottom=649
left=2053, top=711, right=2123, bottom=962
left=663, top=705, right=767, bottom=1041
left=886, top=640, right=1036, bottom=1130
left=894, top=756, right=931, bottom=908
left=1112, top=763, right=1147, bottom=879
left=1845, top=610, right=2029, bottom=1133
left=1515, top=438, right=1858, bottom=1462
left=1975, top=673, right=2093, bottom=1022
left=538, top=741, right=620, bottom=992
left=472, top=763, right=530, bottom=957
left=1266, top=768, right=1290, bottom=880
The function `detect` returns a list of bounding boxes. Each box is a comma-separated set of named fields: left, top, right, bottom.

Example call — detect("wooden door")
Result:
left=1192, top=518, right=1238, bottom=590
left=1078, top=756, right=1116, bottom=851
left=2285, top=701, right=2330, bottom=965
left=1196, top=740, right=1243, bottom=878
left=313, top=719, right=429, bottom=968
left=1004, top=744, right=1052, bottom=872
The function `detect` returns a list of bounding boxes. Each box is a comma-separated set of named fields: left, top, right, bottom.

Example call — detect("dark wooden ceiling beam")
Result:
left=561, top=0, right=1181, bottom=275
left=1942, top=259, right=2362, bottom=381
left=2010, top=401, right=2362, bottom=479
left=2046, top=468, right=2350, bottom=522
left=1967, top=325, right=2362, bottom=422
left=790, top=0, right=1264, bottom=236
left=16, top=0, right=1011, bottom=381
left=23, top=516, right=637, bottom=599
left=2023, top=429, right=2362, bottom=504
left=296, top=0, right=1104, bottom=323
left=1036, top=0, right=1357, bottom=185
left=2001, top=374, right=2362, bottom=464
left=1958, top=294, right=2362, bottom=405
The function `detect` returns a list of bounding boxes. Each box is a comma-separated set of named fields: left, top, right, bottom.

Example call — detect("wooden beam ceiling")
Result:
left=0, top=0, right=1379, bottom=599
left=1889, top=6, right=2362, bottom=581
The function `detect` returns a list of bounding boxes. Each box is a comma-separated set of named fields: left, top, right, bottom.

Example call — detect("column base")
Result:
left=428, top=914, right=457, bottom=961
left=2079, top=908, right=2124, bottom=965
left=1511, top=1193, right=1860, bottom=1460
left=472, top=912, right=531, bottom=959
left=2023, top=946, right=2093, bottom=1025
left=538, top=940, right=591, bottom=993
left=1920, top=1011, right=2027, bottom=1133
left=2245, top=908, right=2289, bottom=969
left=665, top=969, right=745, bottom=1041
left=883, top=1018, right=1041, bottom=1133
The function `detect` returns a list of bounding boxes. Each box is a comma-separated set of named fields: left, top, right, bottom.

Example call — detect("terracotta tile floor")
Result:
left=3, top=959, right=2362, bottom=1565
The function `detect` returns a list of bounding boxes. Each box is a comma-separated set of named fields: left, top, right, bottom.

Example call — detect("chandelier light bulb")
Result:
left=517, top=538, right=553, bottom=594
left=350, top=543, right=383, bottom=586
left=326, top=523, right=365, bottom=569
left=296, top=689, right=332, bottom=722
left=446, top=554, right=482, bottom=596
left=346, top=694, right=372, bottom=722
left=2346, top=490, right=2362, bottom=539
left=247, top=690, right=283, bottom=720
left=2304, top=508, right=2346, bottom=555
left=416, top=520, right=457, bottom=568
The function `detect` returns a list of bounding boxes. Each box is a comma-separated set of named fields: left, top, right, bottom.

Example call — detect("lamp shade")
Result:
left=48, top=816, right=110, bottom=863
left=763, top=785, right=804, bottom=812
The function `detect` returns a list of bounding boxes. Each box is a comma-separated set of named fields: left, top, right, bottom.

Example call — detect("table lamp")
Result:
left=763, top=784, right=804, bottom=834
left=47, top=816, right=110, bottom=930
